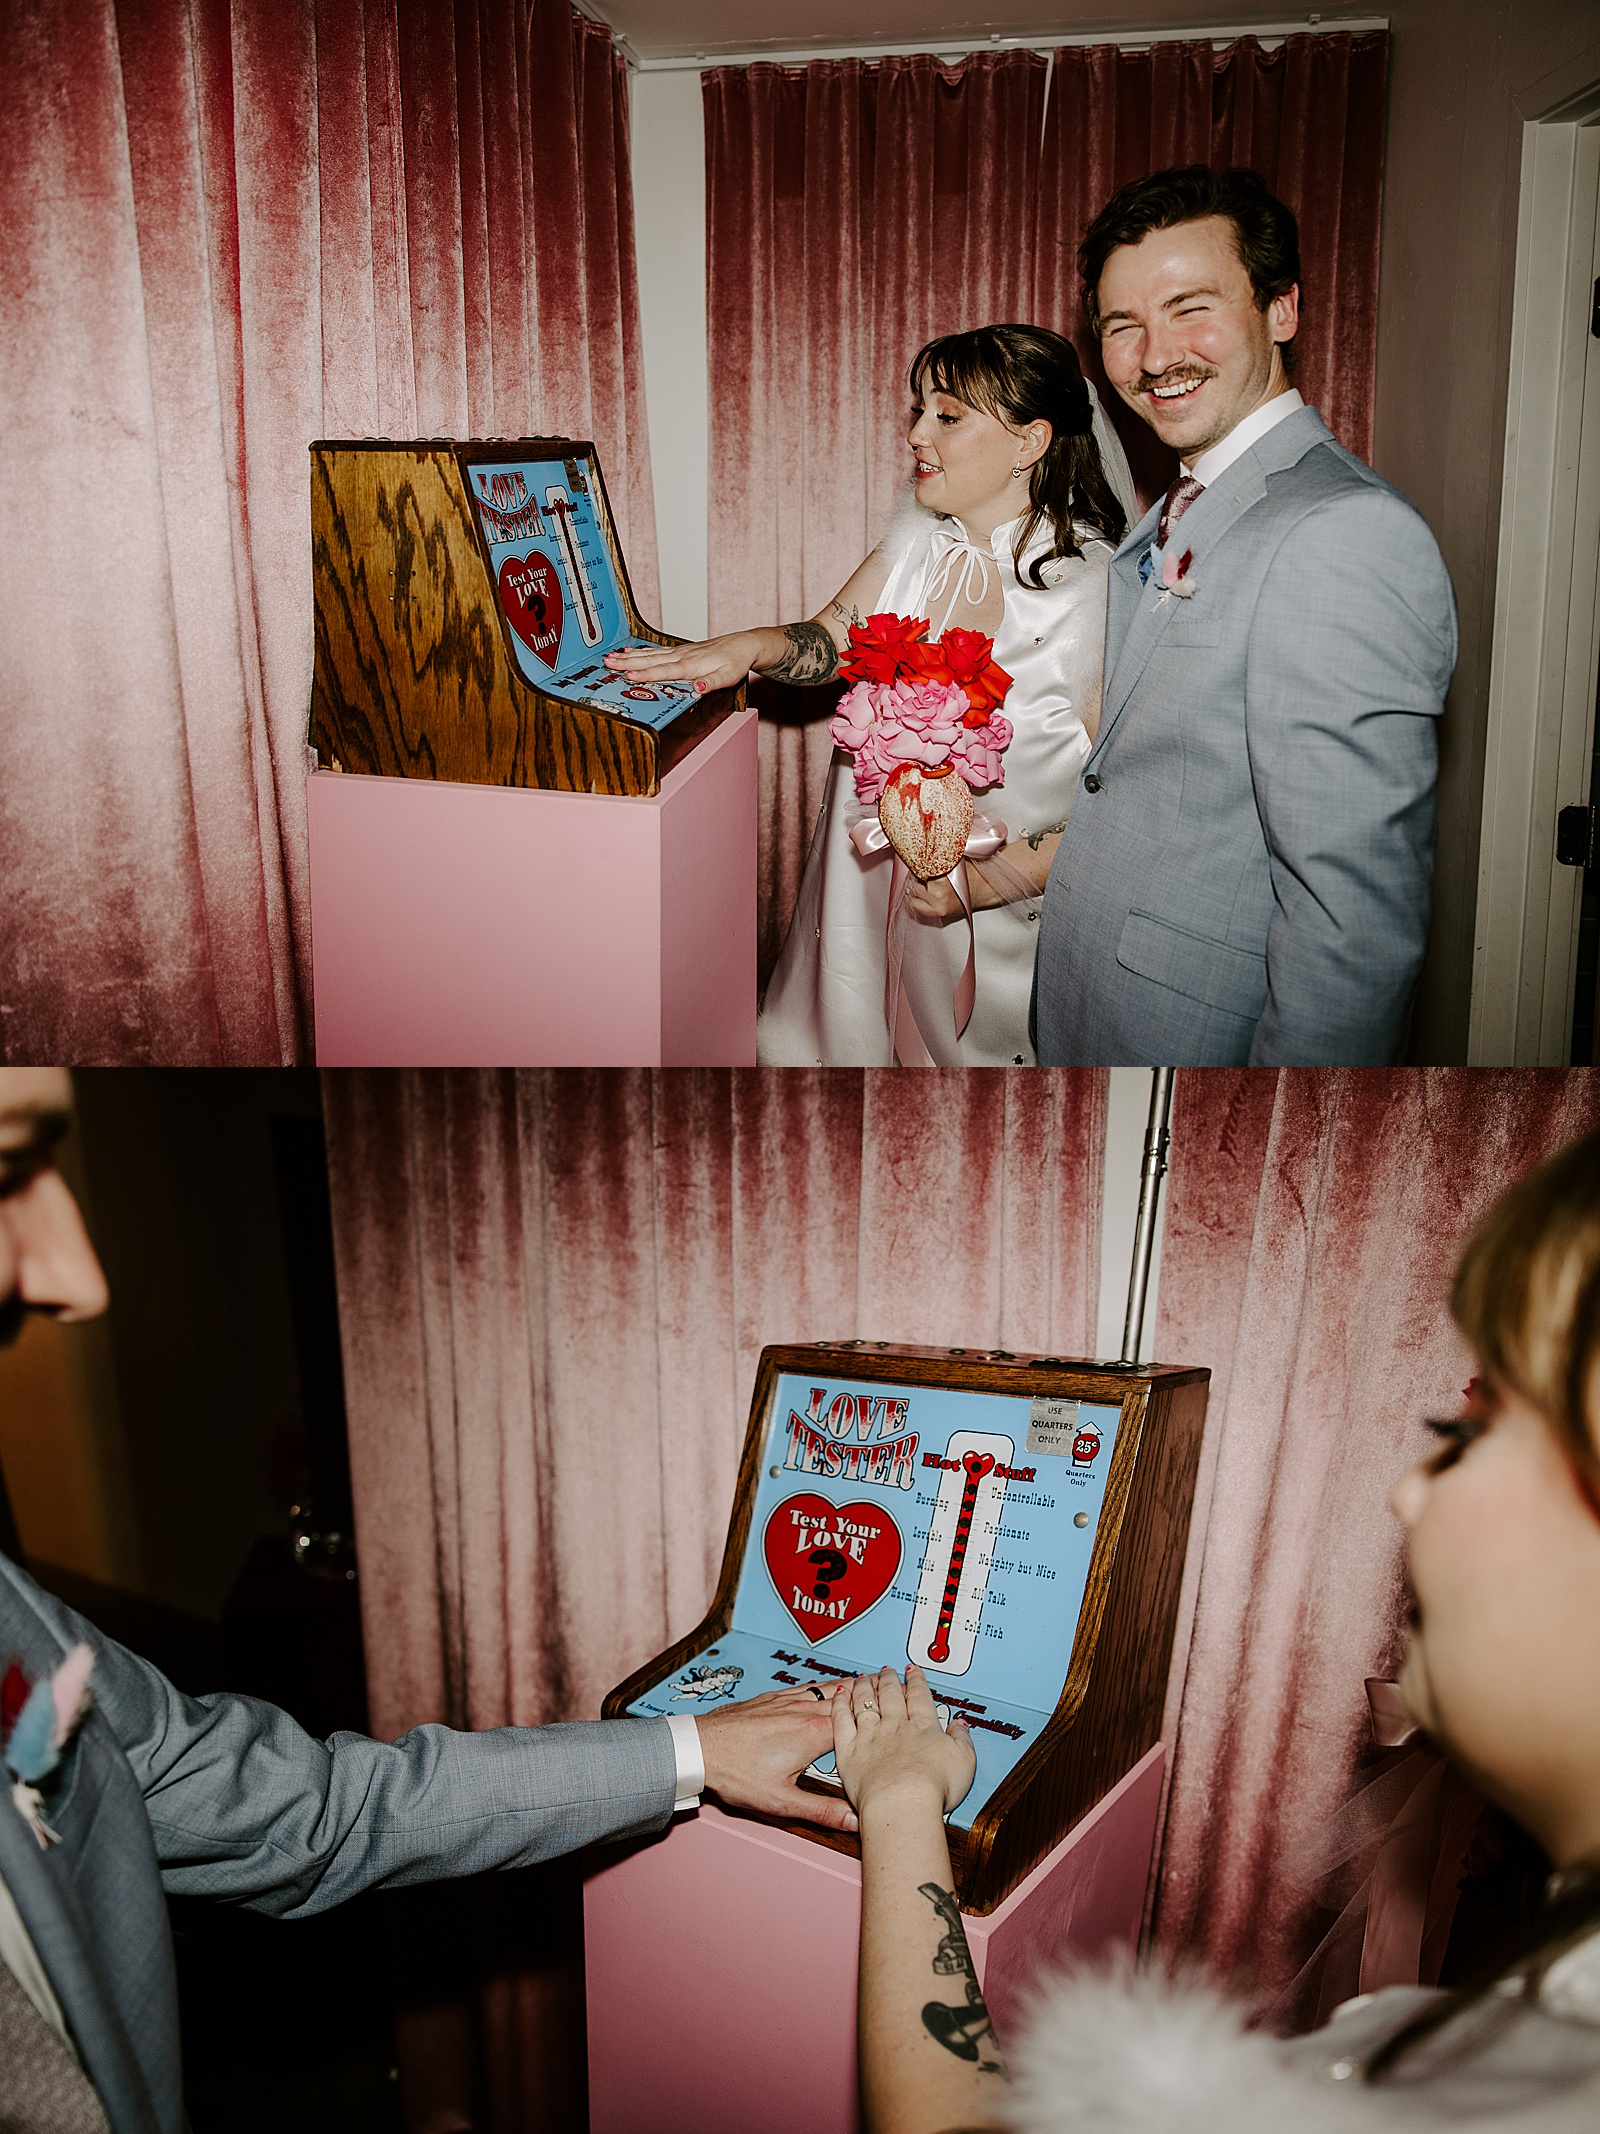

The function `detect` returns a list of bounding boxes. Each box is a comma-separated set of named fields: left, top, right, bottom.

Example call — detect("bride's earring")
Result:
left=1011, top=463, right=1024, bottom=478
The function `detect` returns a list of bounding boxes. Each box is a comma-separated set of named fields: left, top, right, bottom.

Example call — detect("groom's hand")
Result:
left=695, top=1684, right=857, bottom=1832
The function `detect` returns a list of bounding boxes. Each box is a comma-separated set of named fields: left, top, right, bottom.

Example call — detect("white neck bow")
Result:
left=921, top=522, right=1002, bottom=636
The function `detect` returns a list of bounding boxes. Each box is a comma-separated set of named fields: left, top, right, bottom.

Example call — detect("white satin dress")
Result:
left=757, top=510, right=1113, bottom=1066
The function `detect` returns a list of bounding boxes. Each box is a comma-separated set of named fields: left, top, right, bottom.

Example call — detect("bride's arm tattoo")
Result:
left=1024, top=819, right=1069, bottom=850
left=828, top=596, right=864, bottom=630
left=918, top=1884, right=1003, bottom=2075
left=759, top=621, right=840, bottom=684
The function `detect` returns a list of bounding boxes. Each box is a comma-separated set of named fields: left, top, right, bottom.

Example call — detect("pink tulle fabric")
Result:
left=829, top=678, right=1012, bottom=806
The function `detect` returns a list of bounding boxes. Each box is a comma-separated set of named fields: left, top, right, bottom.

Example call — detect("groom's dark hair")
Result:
left=1078, top=166, right=1301, bottom=372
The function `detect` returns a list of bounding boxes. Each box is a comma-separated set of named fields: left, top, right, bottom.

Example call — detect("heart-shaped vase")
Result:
left=877, top=762, right=973, bottom=882
left=763, top=1493, right=902, bottom=1644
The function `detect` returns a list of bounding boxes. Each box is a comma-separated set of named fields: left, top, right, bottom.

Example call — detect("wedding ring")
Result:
left=859, top=1697, right=877, bottom=1712
left=804, top=1685, right=826, bottom=1701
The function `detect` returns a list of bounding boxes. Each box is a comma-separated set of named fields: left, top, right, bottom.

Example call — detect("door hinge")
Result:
left=1557, top=802, right=1597, bottom=867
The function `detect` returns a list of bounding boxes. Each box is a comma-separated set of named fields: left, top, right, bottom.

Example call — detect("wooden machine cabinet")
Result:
left=308, top=437, right=742, bottom=797
left=606, top=1342, right=1209, bottom=1916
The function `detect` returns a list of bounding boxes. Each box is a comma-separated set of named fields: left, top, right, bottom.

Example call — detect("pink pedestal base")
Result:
left=305, top=709, right=757, bottom=1065
left=584, top=1745, right=1164, bottom=2134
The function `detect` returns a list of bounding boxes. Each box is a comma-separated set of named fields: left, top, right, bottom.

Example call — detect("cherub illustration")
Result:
left=670, top=1663, right=744, bottom=1703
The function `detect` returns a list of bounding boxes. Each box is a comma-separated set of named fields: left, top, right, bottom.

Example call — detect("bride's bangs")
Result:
left=909, top=337, right=1008, bottom=424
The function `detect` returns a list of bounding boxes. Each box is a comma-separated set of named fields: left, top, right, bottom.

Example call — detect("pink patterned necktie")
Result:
left=1157, top=474, right=1203, bottom=549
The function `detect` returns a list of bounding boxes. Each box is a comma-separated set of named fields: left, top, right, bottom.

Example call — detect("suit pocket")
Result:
left=1115, top=909, right=1268, bottom=1018
left=1158, top=612, right=1224, bottom=647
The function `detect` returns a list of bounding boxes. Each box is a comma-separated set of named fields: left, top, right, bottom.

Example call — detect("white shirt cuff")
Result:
left=665, top=1713, right=704, bottom=1811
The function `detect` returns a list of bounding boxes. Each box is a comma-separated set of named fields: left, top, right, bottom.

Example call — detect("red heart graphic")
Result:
left=498, top=550, right=564, bottom=669
left=963, top=1451, right=995, bottom=1479
left=763, top=1494, right=902, bottom=1645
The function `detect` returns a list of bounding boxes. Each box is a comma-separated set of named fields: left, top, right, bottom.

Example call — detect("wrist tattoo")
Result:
left=1024, top=820, right=1069, bottom=851
left=761, top=620, right=840, bottom=685
left=917, top=1884, right=1002, bottom=2074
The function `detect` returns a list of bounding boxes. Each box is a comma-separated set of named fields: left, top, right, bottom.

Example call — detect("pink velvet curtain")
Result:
left=0, top=0, right=655, bottom=1065
left=323, top=1066, right=1106, bottom=2129
left=1037, top=33, right=1390, bottom=512
left=704, top=52, right=1049, bottom=983
left=1150, top=1068, right=1600, bottom=2028
left=705, top=35, right=1388, bottom=976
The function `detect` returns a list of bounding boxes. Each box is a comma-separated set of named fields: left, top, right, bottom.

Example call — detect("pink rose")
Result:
left=830, top=677, right=970, bottom=806
left=947, top=709, right=1012, bottom=793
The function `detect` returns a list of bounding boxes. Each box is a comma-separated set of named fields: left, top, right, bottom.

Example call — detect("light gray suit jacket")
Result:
left=0, top=1555, right=676, bottom=2133
left=1034, top=406, right=1458, bottom=1065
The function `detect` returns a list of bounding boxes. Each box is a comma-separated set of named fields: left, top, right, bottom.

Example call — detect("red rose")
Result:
left=839, top=612, right=929, bottom=686
left=938, top=627, right=995, bottom=680
left=905, top=639, right=954, bottom=688
left=936, top=627, right=1013, bottom=725
left=0, top=1663, right=29, bottom=1739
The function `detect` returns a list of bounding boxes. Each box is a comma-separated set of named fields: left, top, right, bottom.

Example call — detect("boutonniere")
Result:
left=2, top=1645, right=94, bottom=1848
left=1155, top=548, right=1196, bottom=604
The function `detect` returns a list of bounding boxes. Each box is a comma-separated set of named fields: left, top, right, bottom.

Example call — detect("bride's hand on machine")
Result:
left=696, top=1681, right=859, bottom=1831
left=832, top=1664, right=975, bottom=1821
left=603, top=628, right=774, bottom=694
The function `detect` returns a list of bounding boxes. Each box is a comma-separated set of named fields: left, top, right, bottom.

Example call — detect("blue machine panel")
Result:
left=628, top=1371, right=1122, bottom=1831
left=464, top=454, right=699, bottom=733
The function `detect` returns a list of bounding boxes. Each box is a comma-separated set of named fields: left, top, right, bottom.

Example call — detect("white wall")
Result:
left=630, top=70, right=710, bottom=640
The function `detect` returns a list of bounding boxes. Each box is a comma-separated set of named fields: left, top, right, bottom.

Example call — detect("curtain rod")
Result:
left=602, top=14, right=1388, bottom=73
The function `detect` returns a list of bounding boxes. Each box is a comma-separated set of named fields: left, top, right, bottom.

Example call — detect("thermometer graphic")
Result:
left=907, top=1431, right=1012, bottom=1678
left=544, top=486, right=603, bottom=647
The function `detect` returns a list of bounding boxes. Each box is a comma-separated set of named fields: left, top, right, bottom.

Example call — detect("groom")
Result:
left=1034, top=168, right=1457, bottom=1066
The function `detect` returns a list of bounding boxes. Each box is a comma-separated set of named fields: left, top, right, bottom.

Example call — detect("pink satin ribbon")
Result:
left=847, top=812, right=1007, bottom=863
left=1365, top=1677, right=1418, bottom=1749
left=851, top=814, right=1007, bottom=1066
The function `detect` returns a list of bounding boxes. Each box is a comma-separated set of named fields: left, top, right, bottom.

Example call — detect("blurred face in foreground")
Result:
left=0, top=1069, right=107, bottom=1346
left=1392, top=1372, right=1600, bottom=1870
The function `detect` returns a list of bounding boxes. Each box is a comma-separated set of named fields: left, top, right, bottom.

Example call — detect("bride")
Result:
left=607, top=324, right=1137, bottom=1065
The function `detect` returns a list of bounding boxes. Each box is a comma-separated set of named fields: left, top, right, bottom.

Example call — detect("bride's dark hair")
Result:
left=908, top=323, right=1127, bottom=586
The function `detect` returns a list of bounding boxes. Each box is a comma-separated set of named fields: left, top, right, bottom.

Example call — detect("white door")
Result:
left=1471, top=111, right=1600, bottom=1064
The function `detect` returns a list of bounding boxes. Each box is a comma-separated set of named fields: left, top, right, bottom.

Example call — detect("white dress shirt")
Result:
left=1184, top=386, right=1303, bottom=486
left=665, top=1714, right=704, bottom=1809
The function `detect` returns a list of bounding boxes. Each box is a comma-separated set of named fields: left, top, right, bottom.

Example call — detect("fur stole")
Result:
left=1001, top=1963, right=1375, bottom=2134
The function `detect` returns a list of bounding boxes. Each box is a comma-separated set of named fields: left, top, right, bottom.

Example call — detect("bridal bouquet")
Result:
left=829, top=615, right=1014, bottom=881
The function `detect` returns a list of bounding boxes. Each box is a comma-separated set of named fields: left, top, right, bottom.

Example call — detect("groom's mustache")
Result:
left=1133, top=365, right=1218, bottom=397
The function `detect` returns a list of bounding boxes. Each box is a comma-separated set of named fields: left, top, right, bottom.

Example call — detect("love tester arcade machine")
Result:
left=304, top=438, right=754, bottom=1064
left=587, top=1341, right=1209, bottom=2134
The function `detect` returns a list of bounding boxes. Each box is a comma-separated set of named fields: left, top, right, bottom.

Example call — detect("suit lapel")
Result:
left=0, top=1726, right=159, bottom=2131
left=1091, top=405, right=1335, bottom=763
left=1102, top=500, right=1159, bottom=680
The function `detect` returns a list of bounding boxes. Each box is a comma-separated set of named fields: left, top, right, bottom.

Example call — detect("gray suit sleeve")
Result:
left=1243, top=487, right=1456, bottom=1065
left=26, top=1572, right=675, bottom=1916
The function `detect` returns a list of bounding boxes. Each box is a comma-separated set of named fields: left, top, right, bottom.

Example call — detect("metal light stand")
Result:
left=1120, top=1069, right=1174, bottom=1366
